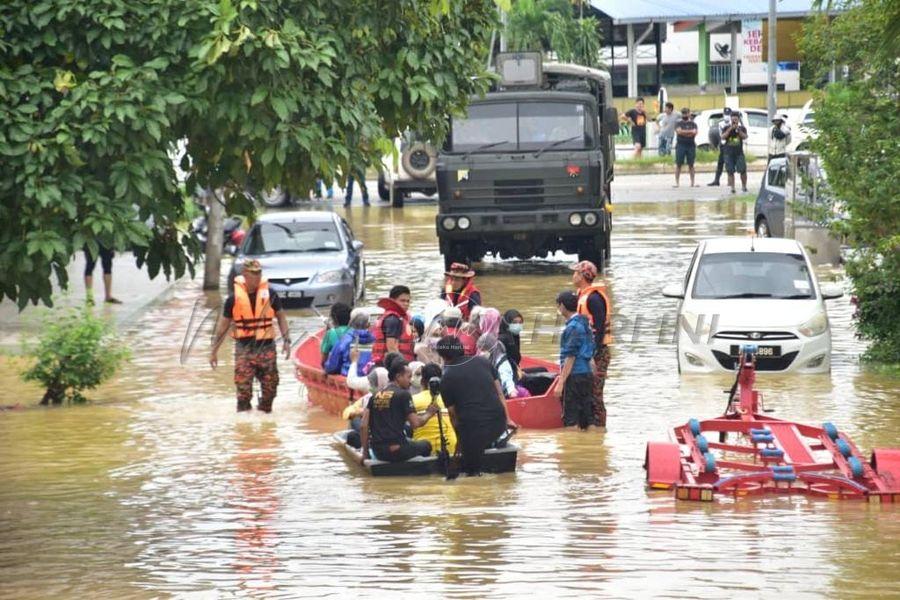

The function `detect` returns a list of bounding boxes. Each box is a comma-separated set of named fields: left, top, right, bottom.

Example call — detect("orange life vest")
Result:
left=372, top=298, right=416, bottom=364
left=231, top=276, right=276, bottom=340
left=576, top=283, right=613, bottom=346
left=442, top=279, right=481, bottom=320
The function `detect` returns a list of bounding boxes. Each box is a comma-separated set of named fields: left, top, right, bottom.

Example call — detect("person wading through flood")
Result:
left=210, top=259, right=292, bottom=412
left=570, top=260, right=612, bottom=428
left=437, top=335, right=517, bottom=476
left=553, top=291, right=596, bottom=429
left=371, top=285, right=416, bottom=365
left=359, top=358, right=439, bottom=463
left=440, top=262, right=481, bottom=320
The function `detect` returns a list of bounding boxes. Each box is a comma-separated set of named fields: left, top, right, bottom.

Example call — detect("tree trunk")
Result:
left=203, top=189, right=225, bottom=291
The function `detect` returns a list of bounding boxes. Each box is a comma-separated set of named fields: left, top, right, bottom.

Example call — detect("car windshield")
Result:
left=692, top=252, right=815, bottom=299
left=244, top=221, right=342, bottom=254
left=451, top=101, right=590, bottom=152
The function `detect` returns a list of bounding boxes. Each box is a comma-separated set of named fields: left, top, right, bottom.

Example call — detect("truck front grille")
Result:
left=494, top=179, right=544, bottom=203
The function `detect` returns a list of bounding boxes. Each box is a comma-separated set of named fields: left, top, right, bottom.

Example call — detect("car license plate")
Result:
left=730, top=344, right=781, bottom=357
left=286, top=291, right=305, bottom=299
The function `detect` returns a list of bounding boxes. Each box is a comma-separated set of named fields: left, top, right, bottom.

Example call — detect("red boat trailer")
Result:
left=293, top=328, right=563, bottom=429
left=645, top=345, right=900, bottom=503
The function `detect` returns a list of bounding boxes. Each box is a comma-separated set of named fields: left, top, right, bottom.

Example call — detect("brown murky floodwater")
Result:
left=1, top=197, right=898, bottom=598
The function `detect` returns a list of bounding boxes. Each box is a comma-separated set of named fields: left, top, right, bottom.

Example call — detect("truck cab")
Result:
left=436, top=53, right=617, bottom=270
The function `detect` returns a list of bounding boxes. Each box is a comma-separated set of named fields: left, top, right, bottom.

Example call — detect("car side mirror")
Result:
left=603, top=106, right=619, bottom=135
left=662, top=283, right=685, bottom=299
left=351, top=240, right=364, bottom=252
left=820, top=284, right=843, bottom=300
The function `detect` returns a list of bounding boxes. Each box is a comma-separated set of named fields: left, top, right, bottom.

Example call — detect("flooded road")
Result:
left=1, top=196, right=898, bottom=598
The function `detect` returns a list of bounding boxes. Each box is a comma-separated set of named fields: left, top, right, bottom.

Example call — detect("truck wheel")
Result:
left=377, top=173, right=390, bottom=201
left=391, top=189, right=405, bottom=208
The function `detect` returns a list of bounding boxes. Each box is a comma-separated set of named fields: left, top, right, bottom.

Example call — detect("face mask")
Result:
left=508, top=323, right=523, bottom=335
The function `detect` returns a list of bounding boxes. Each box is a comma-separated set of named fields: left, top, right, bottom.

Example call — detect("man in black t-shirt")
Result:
left=622, top=97, right=647, bottom=158
left=437, top=336, right=515, bottom=475
left=721, top=112, right=749, bottom=193
left=360, top=359, right=437, bottom=463
left=674, top=108, right=698, bottom=188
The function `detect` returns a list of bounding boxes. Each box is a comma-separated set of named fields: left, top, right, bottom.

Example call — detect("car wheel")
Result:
left=377, top=173, right=390, bottom=201
left=259, top=187, right=287, bottom=208
left=401, top=142, right=437, bottom=179
left=756, top=216, right=771, bottom=238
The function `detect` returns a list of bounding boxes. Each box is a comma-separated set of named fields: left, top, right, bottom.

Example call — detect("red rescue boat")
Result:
left=293, top=329, right=563, bottom=429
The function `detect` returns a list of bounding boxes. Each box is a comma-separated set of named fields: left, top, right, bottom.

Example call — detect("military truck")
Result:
left=435, top=53, right=618, bottom=271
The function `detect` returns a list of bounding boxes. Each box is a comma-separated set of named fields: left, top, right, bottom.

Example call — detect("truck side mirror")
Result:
left=603, top=107, right=619, bottom=133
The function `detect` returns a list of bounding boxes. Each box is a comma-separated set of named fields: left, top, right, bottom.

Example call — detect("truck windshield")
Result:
left=451, top=101, right=589, bottom=152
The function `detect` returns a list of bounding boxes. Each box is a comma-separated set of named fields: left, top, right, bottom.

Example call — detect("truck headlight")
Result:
left=315, top=269, right=346, bottom=284
left=442, top=217, right=457, bottom=230
left=457, top=216, right=471, bottom=230
left=798, top=310, right=828, bottom=337
left=569, top=213, right=583, bottom=226
left=583, top=212, right=598, bottom=226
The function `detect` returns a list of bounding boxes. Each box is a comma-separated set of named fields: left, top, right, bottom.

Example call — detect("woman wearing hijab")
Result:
left=476, top=333, right=528, bottom=398
left=498, top=309, right=524, bottom=370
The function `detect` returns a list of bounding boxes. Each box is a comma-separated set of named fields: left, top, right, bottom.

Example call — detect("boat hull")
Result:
left=295, top=329, right=563, bottom=429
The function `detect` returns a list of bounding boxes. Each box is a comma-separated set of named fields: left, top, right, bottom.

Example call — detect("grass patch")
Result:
left=731, top=193, right=756, bottom=203
left=618, top=151, right=758, bottom=166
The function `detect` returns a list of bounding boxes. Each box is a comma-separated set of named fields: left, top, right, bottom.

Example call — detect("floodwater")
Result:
left=1, top=197, right=898, bottom=599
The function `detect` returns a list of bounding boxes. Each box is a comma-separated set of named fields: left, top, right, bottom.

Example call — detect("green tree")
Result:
left=506, top=0, right=602, bottom=67
left=22, top=308, right=130, bottom=404
left=0, top=0, right=496, bottom=308
left=799, top=0, right=900, bottom=362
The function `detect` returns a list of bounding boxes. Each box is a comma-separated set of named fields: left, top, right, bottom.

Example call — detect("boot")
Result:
left=237, top=399, right=252, bottom=412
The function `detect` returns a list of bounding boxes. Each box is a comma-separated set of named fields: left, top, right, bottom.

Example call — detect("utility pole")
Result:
left=767, top=0, right=777, bottom=121
left=499, top=6, right=507, bottom=52
left=203, top=189, right=224, bottom=291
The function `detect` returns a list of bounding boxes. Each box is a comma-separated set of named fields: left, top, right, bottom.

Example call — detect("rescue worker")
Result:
left=210, top=259, right=291, bottom=412
left=440, top=262, right=481, bottom=320
left=570, top=260, right=612, bottom=428
left=371, top=285, right=416, bottom=365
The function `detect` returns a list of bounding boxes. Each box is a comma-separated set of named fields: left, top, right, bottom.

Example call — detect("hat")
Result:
left=723, top=107, right=733, bottom=115
left=242, top=258, right=262, bottom=273
left=569, top=260, right=598, bottom=282
left=681, top=107, right=691, bottom=115
left=442, top=306, right=463, bottom=321
left=445, top=262, right=475, bottom=278
left=772, top=115, right=786, bottom=122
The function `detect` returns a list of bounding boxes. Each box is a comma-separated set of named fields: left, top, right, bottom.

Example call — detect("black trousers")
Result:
left=713, top=149, right=725, bottom=182
left=372, top=439, right=431, bottom=462
left=457, top=418, right=506, bottom=475
left=562, top=373, right=596, bottom=429
left=83, top=244, right=114, bottom=275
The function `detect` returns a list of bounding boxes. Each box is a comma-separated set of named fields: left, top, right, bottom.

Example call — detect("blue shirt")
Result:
left=559, top=314, right=595, bottom=375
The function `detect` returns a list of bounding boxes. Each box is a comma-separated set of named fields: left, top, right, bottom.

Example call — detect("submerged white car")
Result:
left=662, top=237, right=842, bottom=374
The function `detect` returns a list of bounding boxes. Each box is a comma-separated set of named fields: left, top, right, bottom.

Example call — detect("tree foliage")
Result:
left=0, top=0, right=496, bottom=308
left=21, top=308, right=130, bottom=404
left=506, top=0, right=602, bottom=67
left=799, top=0, right=900, bottom=362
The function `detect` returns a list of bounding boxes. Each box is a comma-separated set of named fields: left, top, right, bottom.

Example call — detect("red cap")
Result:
left=569, top=260, right=597, bottom=281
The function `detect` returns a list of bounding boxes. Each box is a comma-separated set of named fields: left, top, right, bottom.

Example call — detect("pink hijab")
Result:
left=479, top=308, right=501, bottom=337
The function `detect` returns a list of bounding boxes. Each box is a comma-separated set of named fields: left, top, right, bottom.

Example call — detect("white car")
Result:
left=786, top=99, right=817, bottom=152
left=662, top=237, right=843, bottom=374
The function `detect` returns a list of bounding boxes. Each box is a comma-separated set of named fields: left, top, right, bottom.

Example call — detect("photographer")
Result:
left=721, top=112, right=749, bottom=194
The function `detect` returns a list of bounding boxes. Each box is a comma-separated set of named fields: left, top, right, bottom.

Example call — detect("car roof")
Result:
left=256, top=210, right=337, bottom=224
left=701, top=237, right=804, bottom=255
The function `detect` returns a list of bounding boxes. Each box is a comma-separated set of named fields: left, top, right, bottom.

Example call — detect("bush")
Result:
left=21, top=308, right=130, bottom=404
